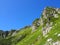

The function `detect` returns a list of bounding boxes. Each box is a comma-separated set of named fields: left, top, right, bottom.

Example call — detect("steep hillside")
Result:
left=0, top=7, right=60, bottom=45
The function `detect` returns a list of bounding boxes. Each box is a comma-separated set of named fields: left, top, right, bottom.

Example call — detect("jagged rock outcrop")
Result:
left=40, top=7, right=60, bottom=36
left=32, top=18, right=40, bottom=33
left=40, top=7, right=60, bottom=45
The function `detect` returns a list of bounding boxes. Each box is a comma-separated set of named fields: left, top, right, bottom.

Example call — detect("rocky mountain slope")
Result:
left=0, top=7, right=60, bottom=45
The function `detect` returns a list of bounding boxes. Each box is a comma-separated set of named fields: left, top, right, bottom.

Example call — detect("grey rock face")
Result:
left=32, top=18, right=40, bottom=33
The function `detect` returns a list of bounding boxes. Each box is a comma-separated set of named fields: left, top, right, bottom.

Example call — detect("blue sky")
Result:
left=0, top=0, right=60, bottom=31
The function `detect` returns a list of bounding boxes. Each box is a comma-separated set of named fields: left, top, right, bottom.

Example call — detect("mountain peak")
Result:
left=42, top=7, right=60, bottom=19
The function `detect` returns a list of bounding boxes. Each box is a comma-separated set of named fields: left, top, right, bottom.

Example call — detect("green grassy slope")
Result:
left=16, top=26, right=42, bottom=45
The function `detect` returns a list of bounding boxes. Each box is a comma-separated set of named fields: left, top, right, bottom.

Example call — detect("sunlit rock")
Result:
left=53, top=41, right=60, bottom=45
left=58, top=34, right=60, bottom=37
